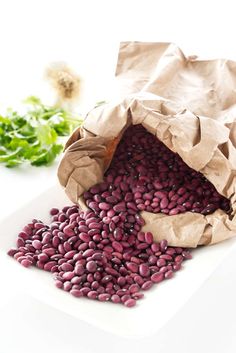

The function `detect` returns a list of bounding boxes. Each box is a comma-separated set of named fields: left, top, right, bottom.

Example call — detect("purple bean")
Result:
left=96, top=286, right=105, bottom=294
left=112, top=241, right=123, bottom=253
left=17, top=238, right=25, bottom=248
left=137, top=243, right=149, bottom=250
left=101, top=275, right=113, bottom=284
left=36, top=261, right=44, bottom=269
left=129, top=284, right=139, bottom=294
left=70, top=289, right=83, bottom=297
left=117, top=276, right=126, bottom=286
left=88, top=202, right=99, bottom=212
left=151, top=243, right=160, bottom=252
left=80, top=287, right=90, bottom=296
left=32, top=240, right=42, bottom=250
left=87, top=290, right=98, bottom=299
left=127, top=202, right=137, bottom=211
left=50, top=208, right=59, bottom=216
left=64, top=241, right=72, bottom=252
left=79, top=233, right=90, bottom=243
left=61, top=263, right=74, bottom=272
left=98, top=293, right=110, bottom=301
left=126, top=262, right=139, bottom=273
left=78, top=225, right=88, bottom=233
left=147, top=255, right=157, bottom=265
left=141, top=281, right=153, bottom=290
left=52, top=236, right=60, bottom=248
left=44, top=261, right=57, bottom=272
left=139, top=264, right=150, bottom=277
left=7, top=248, right=18, bottom=257
left=160, top=254, right=172, bottom=261
left=151, top=272, right=164, bottom=283
left=86, top=261, right=97, bottom=273
left=34, top=222, right=45, bottom=230
left=88, top=229, right=99, bottom=237
left=116, top=288, right=129, bottom=296
left=55, top=280, right=63, bottom=288
left=78, top=243, right=88, bottom=251
left=160, top=239, right=168, bottom=252
left=182, top=251, right=192, bottom=259
left=121, top=294, right=131, bottom=303
left=157, top=258, right=166, bottom=267
left=154, top=191, right=167, bottom=199
left=83, top=249, right=95, bottom=258
left=113, top=202, right=126, bottom=212
left=173, top=263, right=182, bottom=271
left=43, top=248, right=56, bottom=257
left=63, top=281, right=72, bottom=291
left=63, top=226, right=75, bottom=237
left=105, top=267, right=119, bottom=277
left=106, top=196, right=118, bottom=204
left=74, top=264, right=85, bottom=276
left=124, top=298, right=136, bottom=307
left=109, top=221, right=116, bottom=232
left=111, top=294, right=121, bottom=303
left=21, top=259, right=32, bottom=268
left=107, top=209, right=115, bottom=218
left=144, top=232, right=153, bottom=244
left=98, top=202, right=111, bottom=211
left=175, top=255, right=184, bottom=263
left=18, top=231, right=30, bottom=240
left=57, top=244, right=66, bottom=255
left=71, top=276, right=81, bottom=284
left=113, top=228, right=123, bottom=241
left=65, top=250, right=77, bottom=259
left=165, top=270, right=173, bottom=279
left=125, top=193, right=133, bottom=202
left=91, top=281, right=99, bottom=290
left=169, top=208, right=179, bottom=216
left=160, top=197, right=169, bottom=209
left=62, top=271, right=75, bottom=280
left=177, top=187, right=186, bottom=195
left=132, top=292, right=144, bottom=300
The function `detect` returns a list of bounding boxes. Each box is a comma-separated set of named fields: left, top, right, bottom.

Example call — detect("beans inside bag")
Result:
left=58, top=42, right=236, bottom=247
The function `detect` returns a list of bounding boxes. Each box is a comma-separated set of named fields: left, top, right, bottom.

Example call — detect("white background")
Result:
left=0, top=0, right=236, bottom=352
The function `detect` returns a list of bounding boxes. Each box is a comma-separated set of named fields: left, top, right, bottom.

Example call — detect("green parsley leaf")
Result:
left=0, top=96, right=82, bottom=167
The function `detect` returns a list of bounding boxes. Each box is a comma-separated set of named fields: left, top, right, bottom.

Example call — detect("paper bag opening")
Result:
left=57, top=42, right=236, bottom=247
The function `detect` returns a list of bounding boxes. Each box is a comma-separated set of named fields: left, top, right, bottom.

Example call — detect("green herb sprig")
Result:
left=0, top=96, right=82, bottom=167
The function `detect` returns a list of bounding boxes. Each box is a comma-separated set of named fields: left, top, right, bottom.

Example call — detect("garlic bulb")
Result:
left=45, top=62, right=81, bottom=109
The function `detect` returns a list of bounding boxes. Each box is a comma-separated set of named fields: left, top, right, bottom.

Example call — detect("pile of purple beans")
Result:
left=102, top=125, right=230, bottom=216
left=7, top=125, right=230, bottom=307
left=8, top=206, right=191, bottom=307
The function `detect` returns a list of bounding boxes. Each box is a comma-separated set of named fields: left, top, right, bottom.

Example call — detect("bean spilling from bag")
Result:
left=7, top=124, right=229, bottom=307
left=8, top=205, right=191, bottom=307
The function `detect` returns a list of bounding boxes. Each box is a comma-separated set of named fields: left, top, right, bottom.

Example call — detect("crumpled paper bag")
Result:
left=58, top=42, right=236, bottom=248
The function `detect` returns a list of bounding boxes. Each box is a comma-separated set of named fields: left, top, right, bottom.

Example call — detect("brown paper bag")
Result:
left=58, top=42, right=236, bottom=248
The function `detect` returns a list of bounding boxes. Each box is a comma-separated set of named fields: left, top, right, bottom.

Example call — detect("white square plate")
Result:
left=0, top=184, right=235, bottom=338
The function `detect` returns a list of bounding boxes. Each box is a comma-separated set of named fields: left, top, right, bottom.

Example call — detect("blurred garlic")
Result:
left=45, top=62, right=81, bottom=110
